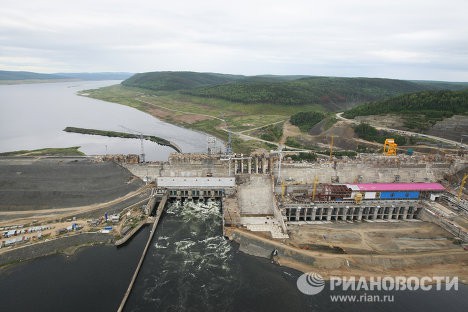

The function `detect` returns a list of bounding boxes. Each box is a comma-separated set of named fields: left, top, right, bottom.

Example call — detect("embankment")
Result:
left=0, top=232, right=112, bottom=267
left=64, top=126, right=181, bottom=153
left=226, top=228, right=468, bottom=282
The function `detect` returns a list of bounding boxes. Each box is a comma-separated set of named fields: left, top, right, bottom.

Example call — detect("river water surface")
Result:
left=0, top=81, right=216, bottom=160
left=0, top=201, right=466, bottom=312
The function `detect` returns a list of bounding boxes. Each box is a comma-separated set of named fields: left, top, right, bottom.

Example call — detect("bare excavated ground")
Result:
left=428, top=115, right=468, bottom=142
left=355, top=114, right=468, bottom=142
left=230, top=226, right=468, bottom=281
left=287, top=221, right=460, bottom=254
left=355, top=114, right=406, bottom=129
left=0, top=157, right=143, bottom=211
left=289, top=121, right=378, bottom=151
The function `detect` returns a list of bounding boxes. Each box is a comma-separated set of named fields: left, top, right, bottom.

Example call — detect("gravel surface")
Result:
left=0, top=157, right=143, bottom=211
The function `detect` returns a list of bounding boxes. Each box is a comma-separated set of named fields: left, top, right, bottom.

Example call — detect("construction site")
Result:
left=121, top=136, right=468, bottom=280
left=1, top=135, right=468, bottom=281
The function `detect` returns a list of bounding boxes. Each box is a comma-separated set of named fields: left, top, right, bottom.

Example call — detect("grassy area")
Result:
left=257, top=123, right=284, bottom=142
left=83, top=84, right=323, bottom=153
left=0, top=147, right=85, bottom=156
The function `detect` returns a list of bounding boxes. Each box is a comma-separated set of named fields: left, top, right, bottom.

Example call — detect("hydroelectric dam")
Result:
left=109, top=150, right=468, bottom=310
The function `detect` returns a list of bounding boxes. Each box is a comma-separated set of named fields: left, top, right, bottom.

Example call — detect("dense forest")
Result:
left=122, top=71, right=243, bottom=91
left=343, top=90, right=468, bottom=119
left=353, top=123, right=408, bottom=146
left=290, top=111, right=327, bottom=132
left=185, top=77, right=429, bottom=110
left=121, top=71, right=468, bottom=113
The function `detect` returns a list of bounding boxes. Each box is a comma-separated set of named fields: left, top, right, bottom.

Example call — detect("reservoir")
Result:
left=0, top=81, right=214, bottom=160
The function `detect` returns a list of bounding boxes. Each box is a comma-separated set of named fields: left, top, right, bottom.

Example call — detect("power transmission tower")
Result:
left=119, top=125, right=145, bottom=163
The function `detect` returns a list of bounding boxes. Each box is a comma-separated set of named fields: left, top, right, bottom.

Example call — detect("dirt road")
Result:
left=336, top=112, right=466, bottom=148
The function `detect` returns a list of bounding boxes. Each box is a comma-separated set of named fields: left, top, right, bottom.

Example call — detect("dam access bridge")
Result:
left=155, top=177, right=236, bottom=201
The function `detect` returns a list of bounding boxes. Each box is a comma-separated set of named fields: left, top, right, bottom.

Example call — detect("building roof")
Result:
left=355, top=183, right=445, bottom=192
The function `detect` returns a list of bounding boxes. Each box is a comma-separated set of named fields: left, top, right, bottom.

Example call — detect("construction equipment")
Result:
left=276, top=145, right=284, bottom=184
left=207, top=136, right=216, bottom=176
left=458, top=173, right=468, bottom=201
left=271, top=148, right=315, bottom=183
left=354, top=193, right=363, bottom=204
left=311, top=176, right=319, bottom=201
left=281, top=181, right=286, bottom=200
left=119, top=125, right=145, bottom=163
left=383, top=138, right=397, bottom=156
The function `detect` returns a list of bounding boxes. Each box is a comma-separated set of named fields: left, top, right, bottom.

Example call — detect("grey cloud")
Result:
left=0, top=0, right=467, bottom=81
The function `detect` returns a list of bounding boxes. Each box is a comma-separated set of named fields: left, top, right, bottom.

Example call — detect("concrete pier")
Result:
left=117, top=193, right=167, bottom=312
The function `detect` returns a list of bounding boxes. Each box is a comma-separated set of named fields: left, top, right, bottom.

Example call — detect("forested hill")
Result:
left=0, top=70, right=66, bottom=80
left=121, top=71, right=244, bottom=91
left=342, top=90, right=468, bottom=119
left=0, top=70, right=133, bottom=81
left=121, top=71, right=468, bottom=111
left=185, top=77, right=429, bottom=110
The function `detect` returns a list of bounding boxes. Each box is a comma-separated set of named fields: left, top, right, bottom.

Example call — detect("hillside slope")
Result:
left=343, top=90, right=468, bottom=118
left=0, top=70, right=133, bottom=81
left=185, top=77, right=429, bottom=111
left=343, top=90, right=468, bottom=133
left=122, top=71, right=243, bottom=91
left=0, top=70, right=66, bottom=80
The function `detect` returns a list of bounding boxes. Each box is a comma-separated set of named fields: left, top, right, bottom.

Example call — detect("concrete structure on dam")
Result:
left=120, top=152, right=468, bottom=242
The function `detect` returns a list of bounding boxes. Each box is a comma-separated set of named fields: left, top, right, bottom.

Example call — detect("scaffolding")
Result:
left=317, top=184, right=352, bottom=201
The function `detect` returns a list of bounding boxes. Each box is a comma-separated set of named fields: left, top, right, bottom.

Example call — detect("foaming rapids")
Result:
left=141, top=200, right=235, bottom=311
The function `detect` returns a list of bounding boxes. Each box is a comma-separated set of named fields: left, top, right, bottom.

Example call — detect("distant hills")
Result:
left=121, top=71, right=468, bottom=111
left=0, top=70, right=133, bottom=81
left=54, top=72, right=134, bottom=80
left=0, top=70, right=66, bottom=80
left=122, top=71, right=243, bottom=91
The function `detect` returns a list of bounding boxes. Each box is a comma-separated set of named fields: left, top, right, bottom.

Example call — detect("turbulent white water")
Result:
left=158, top=201, right=232, bottom=272
left=135, top=200, right=236, bottom=310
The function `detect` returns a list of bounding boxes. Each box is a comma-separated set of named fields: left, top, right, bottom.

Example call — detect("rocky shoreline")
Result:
left=226, top=227, right=468, bottom=284
left=0, top=232, right=113, bottom=268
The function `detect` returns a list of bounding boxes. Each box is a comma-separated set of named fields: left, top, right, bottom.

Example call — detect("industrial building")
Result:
left=282, top=182, right=446, bottom=223
left=317, top=182, right=445, bottom=202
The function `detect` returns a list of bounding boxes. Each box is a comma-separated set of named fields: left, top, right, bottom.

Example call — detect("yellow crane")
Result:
left=281, top=181, right=286, bottom=200
left=329, top=135, right=335, bottom=160
left=311, top=176, right=319, bottom=201
left=383, top=138, right=397, bottom=156
left=458, top=173, right=468, bottom=201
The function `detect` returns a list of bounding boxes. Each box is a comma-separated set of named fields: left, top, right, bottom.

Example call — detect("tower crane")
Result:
left=458, top=173, right=468, bottom=201
left=329, top=135, right=335, bottom=161
left=271, top=146, right=315, bottom=184
left=119, top=125, right=145, bottom=163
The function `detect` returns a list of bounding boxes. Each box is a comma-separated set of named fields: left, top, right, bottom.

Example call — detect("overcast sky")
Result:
left=1, top=0, right=467, bottom=81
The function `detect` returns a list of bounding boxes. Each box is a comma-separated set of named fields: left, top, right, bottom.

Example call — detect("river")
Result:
left=0, top=81, right=219, bottom=160
left=0, top=201, right=466, bottom=312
